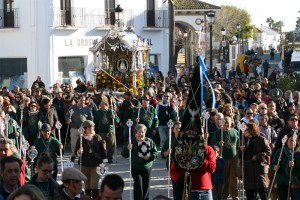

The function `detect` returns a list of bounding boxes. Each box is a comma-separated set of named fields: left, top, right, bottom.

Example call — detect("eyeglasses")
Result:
left=41, top=169, right=54, bottom=174
left=246, top=113, right=253, bottom=115
left=260, top=107, right=267, bottom=110
left=289, top=118, right=298, bottom=121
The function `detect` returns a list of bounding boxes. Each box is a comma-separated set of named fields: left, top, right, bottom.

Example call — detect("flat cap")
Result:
left=62, top=167, right=87, bottom=181
left=82, top=120, right=95, bottom=128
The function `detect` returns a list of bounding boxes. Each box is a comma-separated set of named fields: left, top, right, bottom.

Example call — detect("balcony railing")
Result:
left=86, top=9, right=134, bottom=28
left=54, top=7, right=85, bottom=27
left=0, top=8, right=19, bottom=28
left=145, top=10, right=168, bottom=28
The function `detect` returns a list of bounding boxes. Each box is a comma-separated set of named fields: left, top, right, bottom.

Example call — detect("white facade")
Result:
left=254, top=25, right=280, bottom=51
left=0, top=0, right=171, bottom=89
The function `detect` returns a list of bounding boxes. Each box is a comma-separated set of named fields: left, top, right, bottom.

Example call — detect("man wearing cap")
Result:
left=119, top=91, right=140, bottom=143
left=34, top=123, right=63, bottom=181
left=94, top=96, right=119, bottom=163
left=133, top=94, right=158, bottom=139
left=56, top=167, right=90, bottom=200
left=66, top=95, right=93, bottom=162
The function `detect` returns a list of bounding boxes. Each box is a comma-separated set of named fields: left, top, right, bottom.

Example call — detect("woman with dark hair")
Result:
left=7, top=184, right=45, bottom=200
left=239, top=122, right=271, bottom=200
left=39, top=98, right=58, bottom=137
left=24, top=101, right=40, bottom=145
left=28, top=153, right=60, bottom=200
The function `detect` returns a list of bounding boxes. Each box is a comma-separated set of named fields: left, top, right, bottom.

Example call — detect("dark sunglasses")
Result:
left=246, top=113, right=253, bottom=115
left=41, top=169, right=53, bottom=174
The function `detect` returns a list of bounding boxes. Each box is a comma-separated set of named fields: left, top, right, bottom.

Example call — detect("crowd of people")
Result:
left=0, top=57, right=299, bottom=200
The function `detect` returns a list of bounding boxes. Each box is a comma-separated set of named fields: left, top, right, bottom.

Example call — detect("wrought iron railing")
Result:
left=54, top=7, right=85, bottom=27
left=0, top=8, right=19, bottom=28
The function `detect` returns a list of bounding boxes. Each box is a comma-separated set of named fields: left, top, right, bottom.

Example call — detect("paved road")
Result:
left=56, top=145, right=170, bottom=199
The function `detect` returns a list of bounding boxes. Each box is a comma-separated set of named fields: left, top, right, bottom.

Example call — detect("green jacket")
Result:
left=210, top=128, right=239, bottom=159
left=34, top=137, right=60, bottom=165
left=94, top=109, right=120, bottom=133
left=270, top=146, right=292, bottom=185
left=121, top=137, right=158, bottom=170
left=285, top=149, right=300, bottom=186
left=132, top=105, right=158, bottom=130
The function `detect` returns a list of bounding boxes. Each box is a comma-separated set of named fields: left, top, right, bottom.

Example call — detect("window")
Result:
left=1, top=0, right=15, bottom=27
left=58, top=57, right=85, bottom=86
left=147, top=0, right=155, bottom=26
left=60, top=0, right=71, bottom=25
left=0, top=58, right=27, bottom=88
left=105, top=0, right=115, bottom=25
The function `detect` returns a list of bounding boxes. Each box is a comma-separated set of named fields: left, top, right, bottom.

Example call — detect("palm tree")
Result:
left=266, top=17, right=274, bottom=28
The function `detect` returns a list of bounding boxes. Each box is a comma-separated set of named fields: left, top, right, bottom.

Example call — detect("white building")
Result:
left=254, top=25, right=281, bottom=52
left=0, top=0, right=219, bottom=90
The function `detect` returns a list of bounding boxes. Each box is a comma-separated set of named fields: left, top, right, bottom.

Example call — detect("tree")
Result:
left=273, top=21, right=284, bottom=33
left=213, top=5, right=253, bottom=42
left=266, top=17, right=275, bottom=28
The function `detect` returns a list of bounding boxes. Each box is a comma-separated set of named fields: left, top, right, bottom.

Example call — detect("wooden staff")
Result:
left=219, top=118, right=225, bottom=157
left=56, top=121, right=64, bottom=172
left=64, top=109, right=74, bottom=150
left=5, top=114, right=10, bottom=138
left=79, top=128, right=83, bottom=171
left=110, top=97, right=117, bottom=155
left=240, top=122, right=247, bottom=200
left=167, top=120, right=174, bottom=198
left=19, top=105, right=24, bottom=157
left=126, top=119, right=133, bottom=200
left=203, top=111, right=210, bottom=144
left=287, top=133, right=297, bottom=200
left=268, top=135, right=288, bottom=199
left=137, top=104, right=142, bottom=124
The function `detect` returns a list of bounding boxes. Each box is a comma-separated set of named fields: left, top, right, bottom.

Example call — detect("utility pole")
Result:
left=168, top=0, right=176, bottom=75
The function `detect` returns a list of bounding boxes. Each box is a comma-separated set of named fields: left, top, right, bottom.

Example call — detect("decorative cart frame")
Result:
left=89, top=26, right=151, bottom=94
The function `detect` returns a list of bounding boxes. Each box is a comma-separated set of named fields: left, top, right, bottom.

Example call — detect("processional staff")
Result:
left=268, top=135, right=288, bottom=199
left=287, top=133, right=297, bottom=200
left=56, top=121, right=64, bottom=172
left=238, top=122, right=247, bottom=200
left=27, top=146, right=38, bottom=177
left=78, top=126, right=84, bottom=171
left=203, top=111, right=210, bottom=144
left=167, top=119, right=174, bottom=198
left=64, top=109, right=74, bottom=150
left=19, top=104, right=24, bottom=157
left=219, top=118, right=225, bottom=157
left=126, top=119, right=134, bottom=200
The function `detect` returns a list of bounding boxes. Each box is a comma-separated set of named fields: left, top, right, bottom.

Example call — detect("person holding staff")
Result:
left=75, top=120, right=107, bottom=198
left=239, top=122, right=271, bottom=200
left=121, top=124, right=158, bottom=200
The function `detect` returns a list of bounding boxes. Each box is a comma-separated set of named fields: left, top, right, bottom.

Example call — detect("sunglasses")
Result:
left=260, top=107, right=267, bottom=110
left=41, top=169, right=53, bottom=174
left=290, top=118, right=298, bottom=121
left=246, top=113, right=253, bottom=115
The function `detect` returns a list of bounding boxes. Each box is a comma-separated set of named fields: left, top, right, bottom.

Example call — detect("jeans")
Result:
left=190, top=190, right=213, bottom=200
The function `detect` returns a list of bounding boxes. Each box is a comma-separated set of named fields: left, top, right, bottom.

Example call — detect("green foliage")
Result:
left=213, top=5, right=252, bottom=42
left=279, top=75, right=300, bottom=92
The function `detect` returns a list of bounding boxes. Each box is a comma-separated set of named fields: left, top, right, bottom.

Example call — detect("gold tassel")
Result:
left=182, top=172, right=191, bottom=200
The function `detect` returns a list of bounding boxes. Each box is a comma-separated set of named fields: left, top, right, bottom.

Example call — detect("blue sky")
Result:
left=208, top=0, right=299, bottom=31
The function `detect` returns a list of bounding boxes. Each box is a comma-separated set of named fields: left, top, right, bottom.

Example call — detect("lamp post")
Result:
left=221, top=27, right=226, bottom=61
left=237, top=22, right=241, bottom=54
left=115, top=4, right=123, bottom=27
left=207, top=10, right=215, bottom=76
left=183, top=32, right=188, bottom=67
